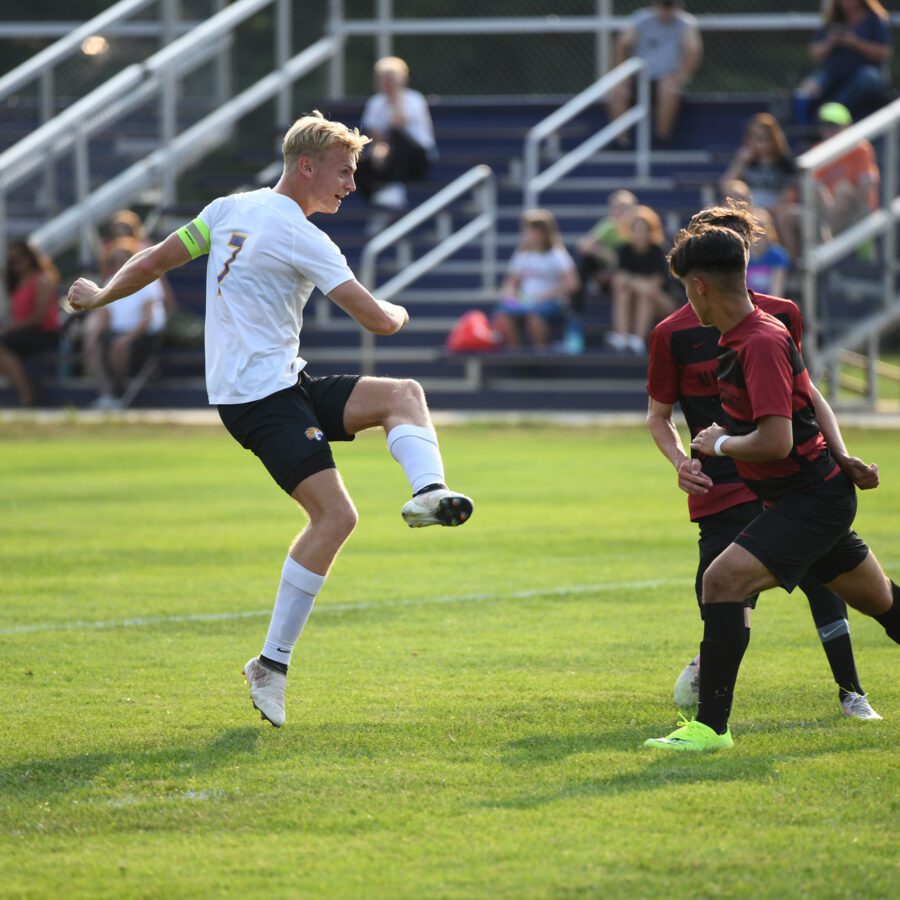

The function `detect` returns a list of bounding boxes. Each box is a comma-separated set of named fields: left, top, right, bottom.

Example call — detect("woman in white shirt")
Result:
left=495, top=209, right=579, bottom=350
left=357, top=56, right=436, bottom=211
left=82, top=238, right=167, bottom=408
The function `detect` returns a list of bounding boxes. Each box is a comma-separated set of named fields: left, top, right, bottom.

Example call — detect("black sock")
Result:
left=413, top=481, right=447, bottom=497
left=696, top=603, right=747, bottom=735
left=873, top=582, right=900, bottom=643
left=259, top=654, right=288, bottom=675
left=819, top=631, right=864, bottom=697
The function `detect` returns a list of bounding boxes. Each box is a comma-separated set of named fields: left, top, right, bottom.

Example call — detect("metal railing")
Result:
left=325, top=6, right=900, bottom=96
left=0, top=0, right=316, bottom=272
left=358, top=164, right=497, bottom=375
left=29, top=36, right=338, bottom=261
left=0, top=0, right=193, bottom=221
left=523, top=57, right=650, bottom=209
left=797, top=97, right=900, bottom=399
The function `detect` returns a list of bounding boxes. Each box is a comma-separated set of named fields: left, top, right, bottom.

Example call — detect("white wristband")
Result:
left=713, top=434, right=731, bottom=457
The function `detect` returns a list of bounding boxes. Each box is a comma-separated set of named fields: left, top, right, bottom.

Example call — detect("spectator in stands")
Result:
left=719, top=178, right=752, bottom=205
left=608, top=205, right=673, bottom=352
left=102, top=209, right=176, bottom=312
left=815, top=102, right=880, bottom=239
left=608, top=0, right=703, bottom=147
left=795, top=0, right=891, bottom=123
left=495, top=209, right=579, bottom=351
left=356, top=56, right=436, bottom=215
left=573, top=190, right=637, bottom=311
left=109, top=209, right=148, bottom=245
left=720, top=113, right=799, bottom=245
left=747, top=207, right=791, bottom=298
left=82, top=238, right=167, bottom=410
left=0, top=240, right=60, bottom=406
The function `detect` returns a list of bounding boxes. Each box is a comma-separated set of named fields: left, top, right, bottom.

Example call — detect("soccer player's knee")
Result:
left=328, top=499, right=358, bottom=541
left=701, top=566, right=728, bottom=604
left=399, top=378, right=426, bottom=408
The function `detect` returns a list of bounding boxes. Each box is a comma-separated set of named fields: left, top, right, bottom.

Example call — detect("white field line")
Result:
left=0, top=578, right=681, bottom=637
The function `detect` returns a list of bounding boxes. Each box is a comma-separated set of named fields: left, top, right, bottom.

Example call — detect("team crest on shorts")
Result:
left=305, top=427, right=324, bottom=442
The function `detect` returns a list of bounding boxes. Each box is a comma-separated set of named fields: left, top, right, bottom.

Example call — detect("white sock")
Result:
left=260, top=556, right=325, bottom=667
left=387, top=424, right=446, bottom=494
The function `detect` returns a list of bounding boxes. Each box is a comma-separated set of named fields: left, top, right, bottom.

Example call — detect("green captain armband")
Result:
left=176, top=217, right=211, bottom=259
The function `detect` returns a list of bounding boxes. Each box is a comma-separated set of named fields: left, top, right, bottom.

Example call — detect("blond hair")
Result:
left=282, top=109, right=370, bottom=168
left=374, top=56, right=410, bottom=81
left=520, top=208, right=563, bottom=252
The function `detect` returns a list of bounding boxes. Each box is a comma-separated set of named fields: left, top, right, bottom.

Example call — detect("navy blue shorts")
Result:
left=695, top=500, right=764, bottom=611
left=734, top=473, right=869, bottom=592
left=217, top=371, right=361, bottom=495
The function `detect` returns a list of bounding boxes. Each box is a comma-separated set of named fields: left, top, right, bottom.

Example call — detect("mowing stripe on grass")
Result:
left=0, top=578, right=682, bottom=637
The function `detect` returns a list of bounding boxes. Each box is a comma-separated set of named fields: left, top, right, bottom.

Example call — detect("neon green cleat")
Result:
left=644, top=716, right=733, bottom=752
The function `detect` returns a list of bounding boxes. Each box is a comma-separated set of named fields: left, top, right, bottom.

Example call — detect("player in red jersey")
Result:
left=646, top=202, right=879, bottom=718
left=645, top=223, right=900, bottom=752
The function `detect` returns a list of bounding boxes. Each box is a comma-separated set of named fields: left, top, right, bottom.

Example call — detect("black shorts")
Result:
left=696, top=501, right=764, bottom=611
left=217, top=370, right=361, bottom=495
left=0, top=326, right=57, bottom=358
left=734, top=473, right=870, bottom=592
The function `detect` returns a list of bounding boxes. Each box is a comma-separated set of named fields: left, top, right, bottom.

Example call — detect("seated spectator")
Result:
left=747, top=208, right=791, bottom=298
left=356, top=56, right=436, bottom=214
left=720, top=113, right=799, bottom=255
left=814, top=102, right=880, bottom=238
left=0, top=240, right=60, bottom=406
left=102, top=210, right=176, bottom=313
left=608, top=206, right=674, bottom=352
left=719, top=179, right=752, bottom=205
left=795, top=0, right=891, bottom=122
left=108, top=209, right=148, bottom=245
left=495, top=210, right=579, bottom=351
left=573, top=190, right=637, bottom=312
left=82, top=239, right=167, bottom=410
left=608, top=0, right=702, bottom=147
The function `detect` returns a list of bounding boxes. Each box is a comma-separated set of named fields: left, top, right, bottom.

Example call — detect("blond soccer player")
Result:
left=68, top=111, right=473, bottom=727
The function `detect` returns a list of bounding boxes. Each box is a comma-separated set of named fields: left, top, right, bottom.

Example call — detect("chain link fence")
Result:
left=337, top=1, right=899, bottom=98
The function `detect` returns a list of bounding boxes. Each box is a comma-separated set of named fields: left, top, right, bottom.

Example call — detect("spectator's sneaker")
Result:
left=673, top=655, right=700, bottom=708
left=401, top=488, right=473, bottom=528
left=91, top=395, right=123, bottom=411
left=644, top=717, right=733, bottom=752
left=242, top=657, right=286, bottom=727
left=841, top=692, right=882, bottom=720
left=605, top=331, right=629, bottom=351
left=625, top=333, right=646, bottom=354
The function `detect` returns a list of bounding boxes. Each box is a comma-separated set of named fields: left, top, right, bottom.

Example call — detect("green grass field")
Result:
left=2, top=422, right=898, bottom=898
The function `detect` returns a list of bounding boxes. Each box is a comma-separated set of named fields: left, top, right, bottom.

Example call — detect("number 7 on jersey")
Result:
left=217, top=232, right=248, bottom=296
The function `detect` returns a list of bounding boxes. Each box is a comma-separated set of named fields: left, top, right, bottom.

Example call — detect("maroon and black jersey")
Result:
left=717, top=307, right=839, bottom=501
left=647, top=291, right=804, bottom=520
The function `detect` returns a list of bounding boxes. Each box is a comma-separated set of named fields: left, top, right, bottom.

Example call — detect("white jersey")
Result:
left=197, top=188, right=354, bottom=405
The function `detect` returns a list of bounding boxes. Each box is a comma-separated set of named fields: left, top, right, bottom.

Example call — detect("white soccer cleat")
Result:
left=673, top=655, right=700, bottom=708
left=242, top=657, right=286, bottom=727
left=841, top=692, right=883, bottom=720
left=401, top=488, right=473, bottom=528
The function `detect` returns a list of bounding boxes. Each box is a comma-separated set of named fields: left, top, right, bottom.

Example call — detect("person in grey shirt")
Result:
left=607, top=0, right=702, bottom=147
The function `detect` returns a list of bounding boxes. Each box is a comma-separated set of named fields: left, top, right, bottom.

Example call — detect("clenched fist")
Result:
left=67, top=278, right=105, bottom=312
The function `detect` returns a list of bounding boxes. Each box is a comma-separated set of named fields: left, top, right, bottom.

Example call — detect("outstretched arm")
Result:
left=68, top=232, right=193, bottom=312
left=328, top=279, right=409, bottom=336
left=811, top=384, right=879, bottom=489
left=646, top=397, right=713, bottom=496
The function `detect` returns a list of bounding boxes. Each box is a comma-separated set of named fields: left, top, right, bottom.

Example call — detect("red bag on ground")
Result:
left=445, top=311, right=500, bottom=352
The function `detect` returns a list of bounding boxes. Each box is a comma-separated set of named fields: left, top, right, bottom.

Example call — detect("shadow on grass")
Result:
left=489, top=718, right=878, bottom=809
left=500, top=715, right=862, bottom=766
left=0, top=727, right=262, bottom=804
